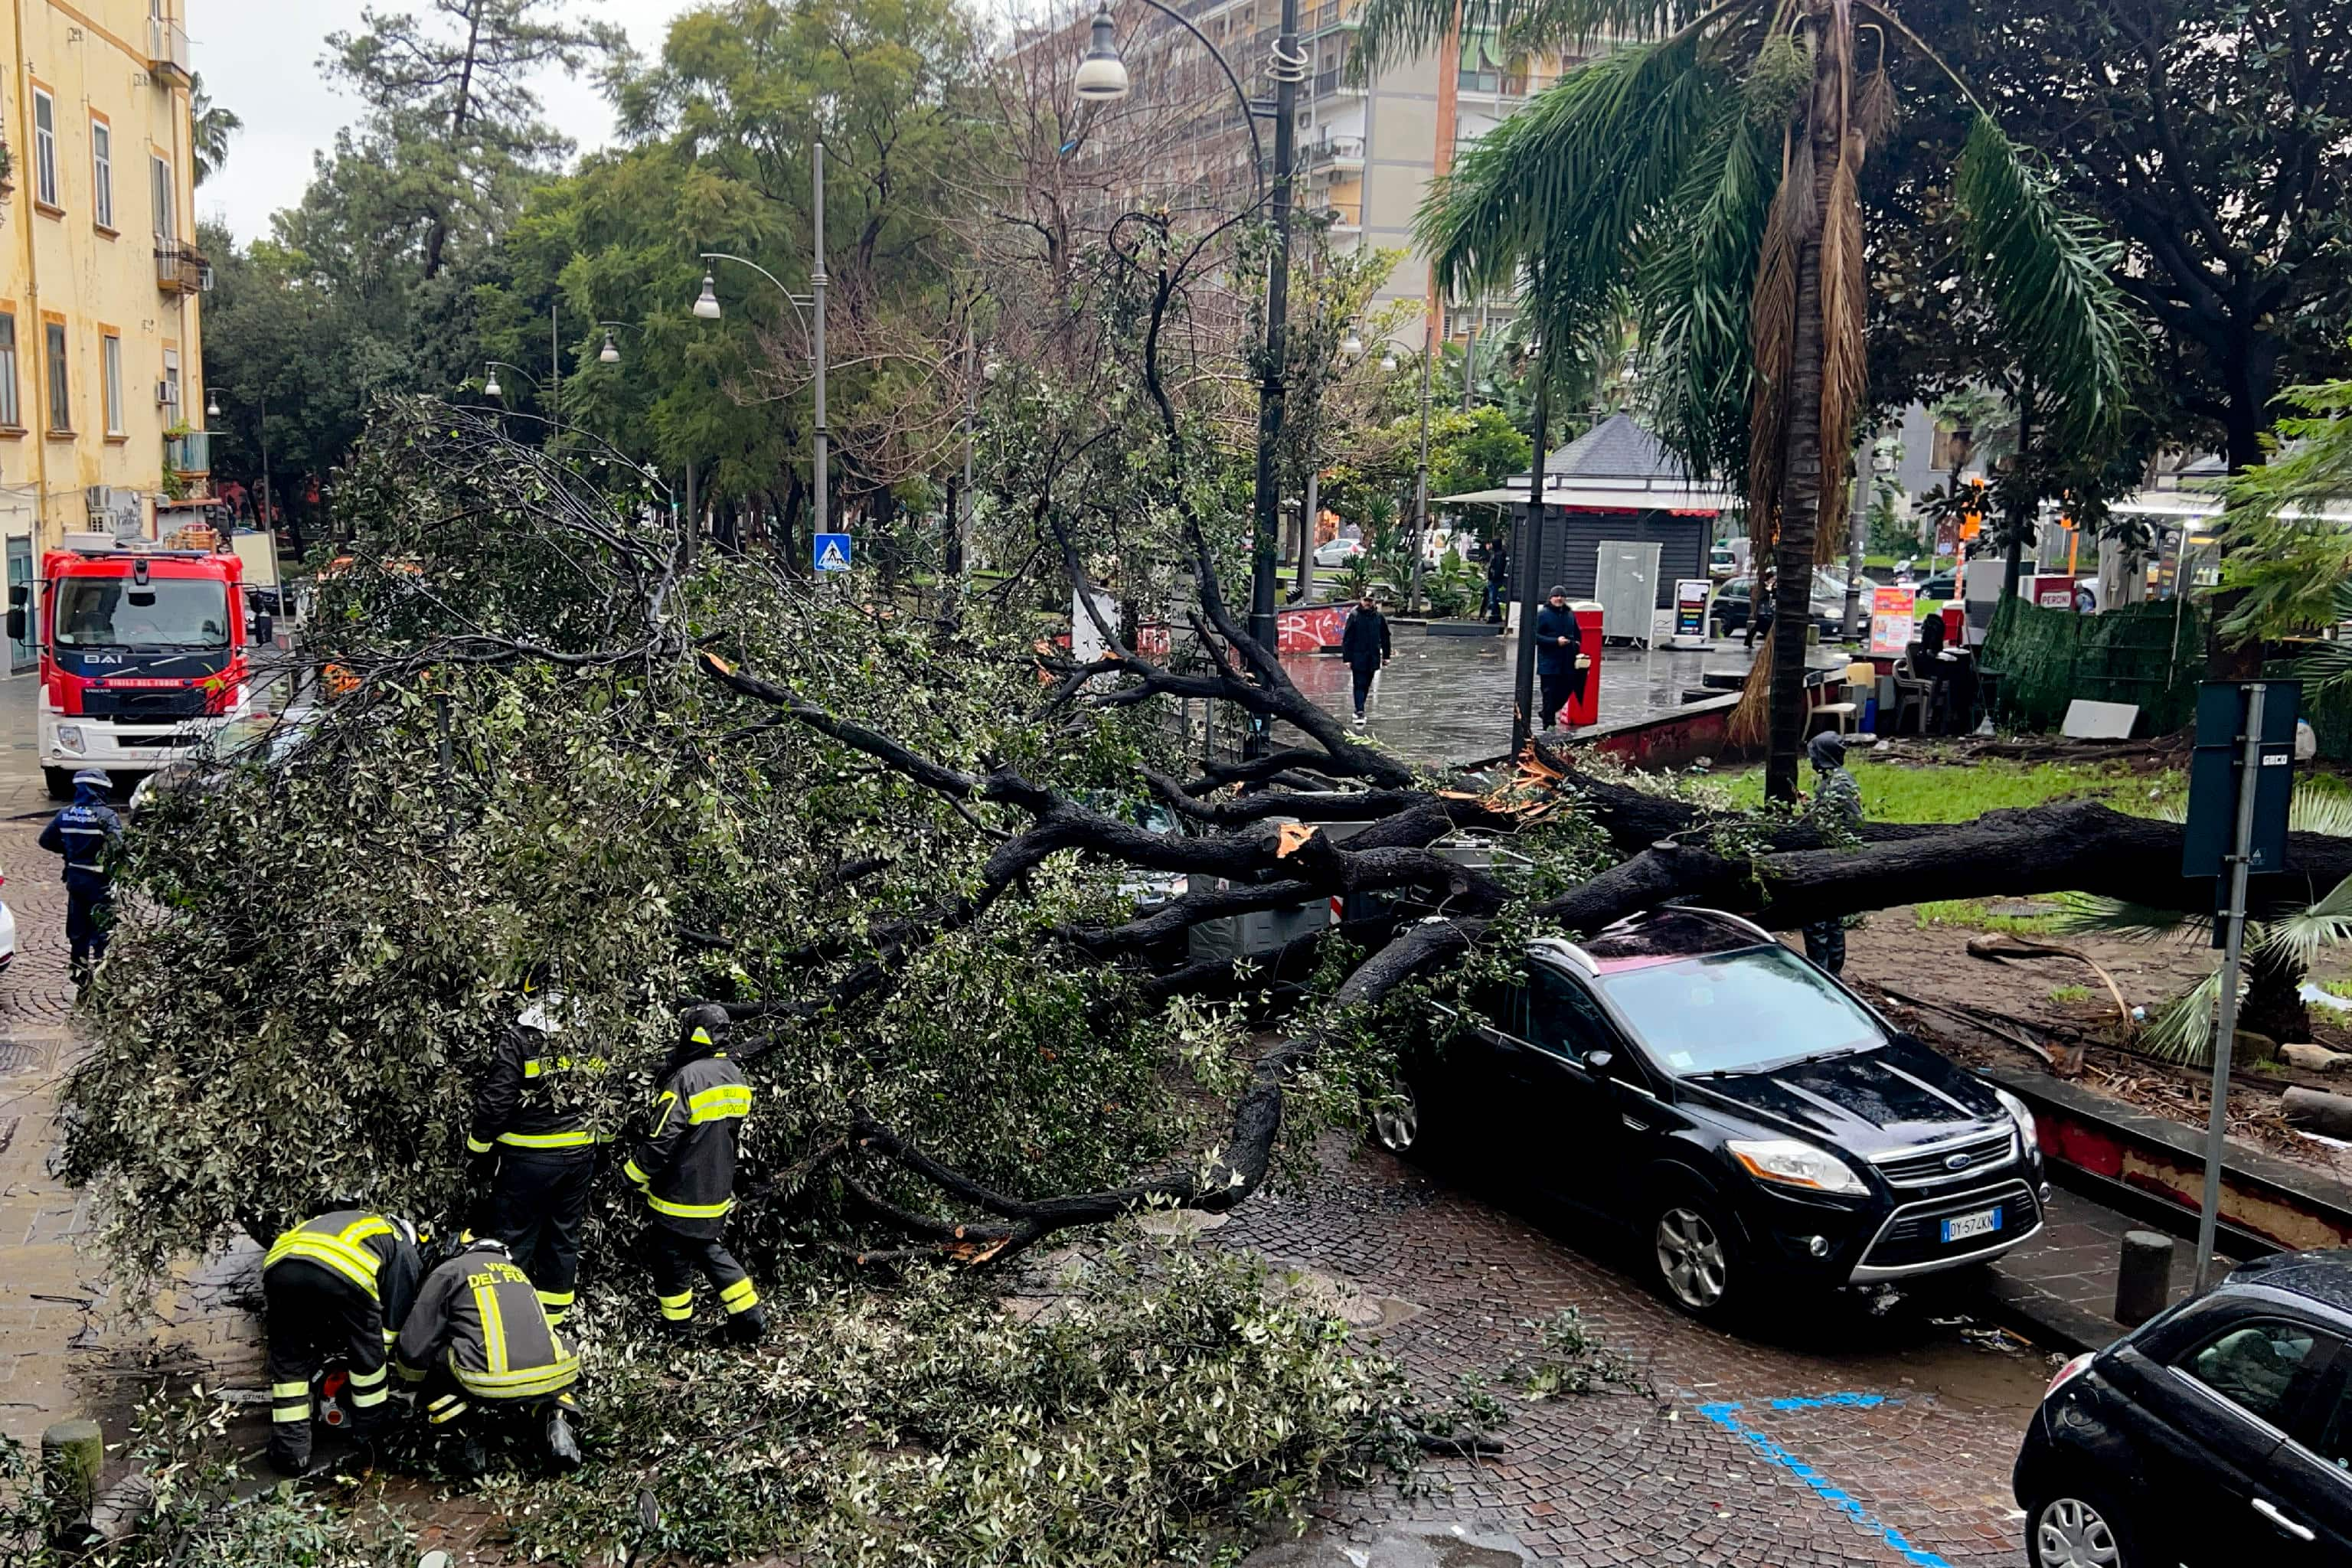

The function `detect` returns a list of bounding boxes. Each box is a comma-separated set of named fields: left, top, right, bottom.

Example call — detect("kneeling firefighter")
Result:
left=394, top=1233, right=582, bottom=1475
left=260, top=1205, right=425, bottom=1475
left=623, top=1006, right=766, bottom=1343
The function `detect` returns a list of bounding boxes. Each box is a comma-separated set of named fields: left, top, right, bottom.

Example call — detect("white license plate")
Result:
left=1941, top=1207, right=2002, bottom=1243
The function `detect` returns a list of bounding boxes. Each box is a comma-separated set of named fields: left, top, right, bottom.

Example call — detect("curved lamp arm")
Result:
left=1121, top=0, right=1267, bottom=195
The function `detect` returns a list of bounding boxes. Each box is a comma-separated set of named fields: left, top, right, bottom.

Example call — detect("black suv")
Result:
left=1379, top=906, right=2047, bottom=1319
left=2014, top=1250, right=2352, bottom=1566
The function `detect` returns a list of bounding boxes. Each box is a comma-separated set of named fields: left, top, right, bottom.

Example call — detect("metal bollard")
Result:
left=2116, top=1230, right=2176, bottom=1327
left=40, top=1417, right=102, bottom=1542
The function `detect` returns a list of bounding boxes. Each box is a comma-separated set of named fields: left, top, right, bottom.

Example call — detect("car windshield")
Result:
left=1592, top=944, right=1884, bottom=1076
left=55, top=578, right=230, bottom=650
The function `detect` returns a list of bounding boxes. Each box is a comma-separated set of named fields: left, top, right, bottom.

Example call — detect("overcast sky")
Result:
left=195, top=0, right=697, bottom=242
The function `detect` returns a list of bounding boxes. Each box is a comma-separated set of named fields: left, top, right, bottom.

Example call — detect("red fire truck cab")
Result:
left=7, top=539, right=266, bottom=799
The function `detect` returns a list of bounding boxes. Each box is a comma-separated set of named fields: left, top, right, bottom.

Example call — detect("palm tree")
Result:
left=189, top=74, right=242, bottom=188
left=1355, top=0, right=2138, bottom=799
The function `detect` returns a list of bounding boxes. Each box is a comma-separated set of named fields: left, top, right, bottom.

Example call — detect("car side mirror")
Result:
left=4, top=608, right=21, bottom=643
left=253, top=613, right=273, bottom=646
left=1583, top=1048, right=1614, bottom=1073
left=6, top=583, right=24, bottom=608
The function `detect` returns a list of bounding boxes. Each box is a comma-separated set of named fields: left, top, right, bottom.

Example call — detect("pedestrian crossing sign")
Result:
left=814, top=533, right=853, bottom=573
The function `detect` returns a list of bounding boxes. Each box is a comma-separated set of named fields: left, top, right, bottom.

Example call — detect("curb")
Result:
left=1971, top=1269, right=2122, bottom=1357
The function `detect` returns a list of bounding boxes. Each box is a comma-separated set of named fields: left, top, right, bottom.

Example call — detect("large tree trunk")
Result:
left=2242, top=944, right=2312, bottom=1046
left=1764, top=54, right=1842, bottom=803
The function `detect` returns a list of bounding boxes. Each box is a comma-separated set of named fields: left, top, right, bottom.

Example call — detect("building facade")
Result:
left=0, top=0, right=206, bottom=644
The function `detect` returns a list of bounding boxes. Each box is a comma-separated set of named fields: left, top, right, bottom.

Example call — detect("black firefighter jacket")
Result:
left=622, top=1053, right=753, bottom=1239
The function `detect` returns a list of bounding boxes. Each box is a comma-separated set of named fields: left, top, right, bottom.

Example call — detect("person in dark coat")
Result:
left=39, top=769, right=123, bottom=982
left=1339, top=594, right=1391, bottom=727
left=1802, top=732, right=1863, bottom=974
left=1483, top=539, right=1511, bottom=623
left=1533, top=587, right=1584, bottom=730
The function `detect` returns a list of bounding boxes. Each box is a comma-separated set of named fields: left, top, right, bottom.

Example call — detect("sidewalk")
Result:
left=1981, top=1181, right=2259, bottom=1354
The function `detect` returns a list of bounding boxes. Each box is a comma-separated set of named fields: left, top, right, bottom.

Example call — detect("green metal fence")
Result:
left=1979, top=596, right=2207, bottom=737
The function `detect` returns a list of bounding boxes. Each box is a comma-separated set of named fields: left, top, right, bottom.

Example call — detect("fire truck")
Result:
left=7, top=536, right=267, bottom=799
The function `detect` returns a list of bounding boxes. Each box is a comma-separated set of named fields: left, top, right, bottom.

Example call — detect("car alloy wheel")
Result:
left=1655, top=1206, right=1730, bottom=1311
left=2031, top=1498, right=2122, bottom=1568
left=1371, top=1083, right=1419, bottom=1153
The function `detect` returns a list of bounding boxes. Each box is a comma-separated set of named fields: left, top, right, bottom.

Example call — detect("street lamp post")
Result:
left=1410, top=316, right=1435, bottom=613
left=1076, top=0, right=1308, bottom=677
left=206, top=387, right=286, bottom=616
left=694, top=145, right=830, bottom=549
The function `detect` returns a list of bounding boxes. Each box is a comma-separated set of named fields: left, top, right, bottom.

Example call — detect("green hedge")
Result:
left=1980, top=596, right=2206, bottom=737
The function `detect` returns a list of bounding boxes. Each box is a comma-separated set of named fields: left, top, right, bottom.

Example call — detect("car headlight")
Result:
left=1994, top=1087, right=2039, bottom=1153
left=56, top=725, right=84, bottom=755
left=1727, top=1138, right=1868, bottom=1196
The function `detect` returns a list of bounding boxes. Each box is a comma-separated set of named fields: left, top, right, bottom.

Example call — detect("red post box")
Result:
left=1563, top=601, right=1605, bottom=727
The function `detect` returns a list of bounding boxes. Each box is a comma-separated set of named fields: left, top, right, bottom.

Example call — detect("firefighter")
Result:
left=466, top=983, right=605, bottom=1327
left=394, top=1233, right=582, bottom=1476
left=259, top=1205, right=424, bottom=1476
left=38, top=769, right=124, bottom=982
left=622, top=1006, right=766, bottom=1344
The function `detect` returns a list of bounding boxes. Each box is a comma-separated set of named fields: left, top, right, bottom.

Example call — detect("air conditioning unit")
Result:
left=155, top=380, right=178, bottom=407
left=83, top=486, right=143, bottom=541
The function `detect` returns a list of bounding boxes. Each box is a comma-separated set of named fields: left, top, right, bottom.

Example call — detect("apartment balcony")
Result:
left=165, top=430, right=210, bottom=476
left=1299, top=135, right=1365, bottom=172
left=154, top=239, right=209, bottom=294
left=1311, top=65, right=1362, bottom=97
left=1302, top=1, right=1356, bottom=34
left=1319, top=198, right=1361, bottom=231
left=149, top=16, right=193, bottom=86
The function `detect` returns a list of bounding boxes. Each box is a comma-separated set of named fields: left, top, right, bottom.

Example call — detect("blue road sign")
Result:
left=814, top=533, right=853, bottom=573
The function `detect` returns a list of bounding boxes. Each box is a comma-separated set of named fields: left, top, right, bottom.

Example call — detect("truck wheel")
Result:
left=43, top=766, right=74, bottom=801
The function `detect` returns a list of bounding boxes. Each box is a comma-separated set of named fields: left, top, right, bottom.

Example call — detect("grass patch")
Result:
left=2048, top=985, right=2092, bottom=1004
left=2323, top=978, right=2352, bottom=1001
left=1915, top=897, right=2066, bottom=936
left=1716, top=757, right=2187, bottom=822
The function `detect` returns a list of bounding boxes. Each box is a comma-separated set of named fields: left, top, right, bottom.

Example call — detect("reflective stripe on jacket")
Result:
left=393, top=1243, right=579, bottom=1402
left=622, top=1051, right=750, bottom=1237
left=466, top=1014, right=608, bottom=1155
left=262, top=1210, right=423, bottom=1333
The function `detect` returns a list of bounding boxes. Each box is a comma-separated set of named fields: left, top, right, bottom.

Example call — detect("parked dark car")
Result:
left=2013, top=1250, right=2352, bottom=1566
left=1377, top=906, right=2047, bottom=1320
left=1917, top=570, right=1956, bottom=599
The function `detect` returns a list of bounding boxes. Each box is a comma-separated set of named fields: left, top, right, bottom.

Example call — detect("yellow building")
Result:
left=0, top=0, right=206, bottom=640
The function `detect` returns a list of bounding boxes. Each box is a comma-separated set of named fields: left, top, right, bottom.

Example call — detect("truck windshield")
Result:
left=54, top=578, right=230, bottom=650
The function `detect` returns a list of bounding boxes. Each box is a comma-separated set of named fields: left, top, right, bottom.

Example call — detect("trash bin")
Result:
left=1564, top=601, right=1605, bottom=727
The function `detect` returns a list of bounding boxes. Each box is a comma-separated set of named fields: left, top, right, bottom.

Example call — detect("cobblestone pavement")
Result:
left=1221, top=1146, right=2052, bottom=1568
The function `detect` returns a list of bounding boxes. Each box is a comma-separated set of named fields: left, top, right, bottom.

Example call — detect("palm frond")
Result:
left=2290, top=782, right=2352, bottom=839
left=2050, top=892, right=2209, bottom=945
left=1416, top=34, right=1725, bottom=305
left=2256, top=874, right=2352, bottom=975
left=2141, top=967, right=2226, bottom=1067
left=2297, top=613, right=2352, bottom=700
left=1635, top=103, right=1779, bottom=482
left=1354, top=0, right=1752, bottom=76
left=1951, top=114, right=2138, bottom=452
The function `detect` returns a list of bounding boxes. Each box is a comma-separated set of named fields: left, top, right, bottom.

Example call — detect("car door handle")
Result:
left=2251, top=1498, right=2316, bottom=1542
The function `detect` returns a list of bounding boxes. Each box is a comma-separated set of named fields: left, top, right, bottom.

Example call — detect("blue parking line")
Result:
left=1697, top=1397, right=1951, bottom=1568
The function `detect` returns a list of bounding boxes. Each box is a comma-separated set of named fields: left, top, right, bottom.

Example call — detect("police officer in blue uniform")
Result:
left=38, top=768, right=123, bottom=982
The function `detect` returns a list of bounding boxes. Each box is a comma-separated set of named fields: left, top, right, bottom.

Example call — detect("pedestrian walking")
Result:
left=39, top=769, right=122, bottom=982
left=1483, top=538, right=1510, bottom=623
left=1340, top=593, right=1391, bottom=727
left=1746, top=567, right=1778, bottom=649
left=260, top=1206, right=423, bottom=1475
left=466, top=978, right=605, bottom=1327
left=623, top=1006, right=766, bottom=1344
left=1802, top=731, right=1864, bottom=974
left=1534, top=587, right=1585, bottom=731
